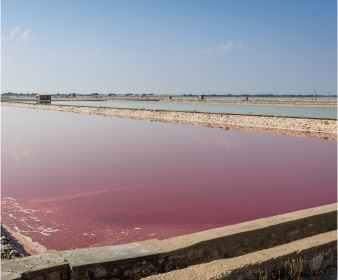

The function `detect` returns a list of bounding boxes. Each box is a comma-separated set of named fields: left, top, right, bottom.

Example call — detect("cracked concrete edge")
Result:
left=1, top=253, right=69, bottom=280
left=1, top=271, right=22, bottom=280
left=61, top=243, right=154, bottom=268
left=144, top=230, right=338, bottom=280
left=1, top=244, right=153, bottom=280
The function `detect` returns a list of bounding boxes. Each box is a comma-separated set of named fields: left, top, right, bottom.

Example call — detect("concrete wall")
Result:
left=144, top=230, right=337, bottom=280
left=2, top=203, right=336, bottom=280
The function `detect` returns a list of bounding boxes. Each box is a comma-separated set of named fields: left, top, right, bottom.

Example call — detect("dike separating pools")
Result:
left=1, top=203, right=337, bottom=280
left=2, top=102, right=337, bottom=141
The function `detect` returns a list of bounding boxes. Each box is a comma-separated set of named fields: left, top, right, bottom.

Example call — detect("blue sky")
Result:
left=1, top=0, right=337, bottom=95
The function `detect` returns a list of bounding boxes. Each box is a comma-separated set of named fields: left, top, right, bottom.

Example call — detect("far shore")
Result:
left=2, top=101, right=337, bottom=141
left=2, top=94, right=337, bottom=108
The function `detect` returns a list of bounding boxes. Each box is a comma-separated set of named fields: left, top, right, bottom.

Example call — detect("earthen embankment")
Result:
left=2, top=102, right=337, bottom=140
left=1, top=225, right=26, bottom=260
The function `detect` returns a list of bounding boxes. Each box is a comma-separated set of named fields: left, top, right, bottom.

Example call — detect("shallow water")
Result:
left=51, top=100, right=337, bottom=119
left=1, top=107, right=337, bottom=251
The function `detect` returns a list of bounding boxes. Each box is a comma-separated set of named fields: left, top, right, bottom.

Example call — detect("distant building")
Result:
left=198, top=95, right=204, bottom=100
left=36, top=94, right=51, bottom=103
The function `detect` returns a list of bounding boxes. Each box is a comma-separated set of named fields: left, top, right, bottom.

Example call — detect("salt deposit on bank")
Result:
left=2, top=102, right=336, bottom=140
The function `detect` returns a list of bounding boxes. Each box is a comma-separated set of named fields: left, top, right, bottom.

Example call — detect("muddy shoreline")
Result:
left=1, top=224, right=52, bottom=259
left=2, top=102, right=337, bottom=140
left=1, top=225, right=26, bottom=259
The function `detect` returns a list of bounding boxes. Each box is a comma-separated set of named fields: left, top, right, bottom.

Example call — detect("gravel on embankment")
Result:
left=2, top=102, right=336, bottom=140
left=1, top=225, right=26, bottom=260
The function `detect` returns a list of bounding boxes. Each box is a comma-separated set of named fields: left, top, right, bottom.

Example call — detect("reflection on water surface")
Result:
left=1, top=107, right=337, bottom=251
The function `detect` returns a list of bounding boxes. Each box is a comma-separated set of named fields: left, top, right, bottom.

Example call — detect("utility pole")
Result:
left=314, top=89, right=316, bottom=101
left=276, top=91, right=277, bottom=101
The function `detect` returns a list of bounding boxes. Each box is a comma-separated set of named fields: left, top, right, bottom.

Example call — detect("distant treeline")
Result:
left=2, top=92, right=37, bottom=95
left=2, top=92, right=337, bottom=97
left=182, top=94, right=338, bottom=97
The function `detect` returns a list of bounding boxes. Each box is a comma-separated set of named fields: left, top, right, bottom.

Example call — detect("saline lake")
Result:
left=1, top=106, right=337, bottom=252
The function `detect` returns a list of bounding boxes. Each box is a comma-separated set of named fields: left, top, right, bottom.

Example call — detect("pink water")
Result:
left=1, top=107, right=337, bottom=252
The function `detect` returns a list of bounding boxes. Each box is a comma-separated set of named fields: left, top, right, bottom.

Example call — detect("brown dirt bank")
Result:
left=1, top=225, right=26, bottom=260
left=1, top=225, right=49, bottom=258
left=2, top=102, right=337, bottom=141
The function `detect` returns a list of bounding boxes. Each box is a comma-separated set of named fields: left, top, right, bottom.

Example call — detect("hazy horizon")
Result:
left=2, top=92, right=338, bottom=97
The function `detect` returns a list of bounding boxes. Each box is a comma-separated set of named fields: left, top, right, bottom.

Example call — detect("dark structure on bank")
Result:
left=36, top=94, right=51, bottom=103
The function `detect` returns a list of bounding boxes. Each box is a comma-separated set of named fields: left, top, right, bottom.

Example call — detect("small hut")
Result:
left=198, top=95, right=204, bottom=100
left=36, top=94, right=51, bottom=103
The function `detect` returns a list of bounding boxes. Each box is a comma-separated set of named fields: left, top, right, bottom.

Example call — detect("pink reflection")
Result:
left=1, top=107, right=337, bottom=252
